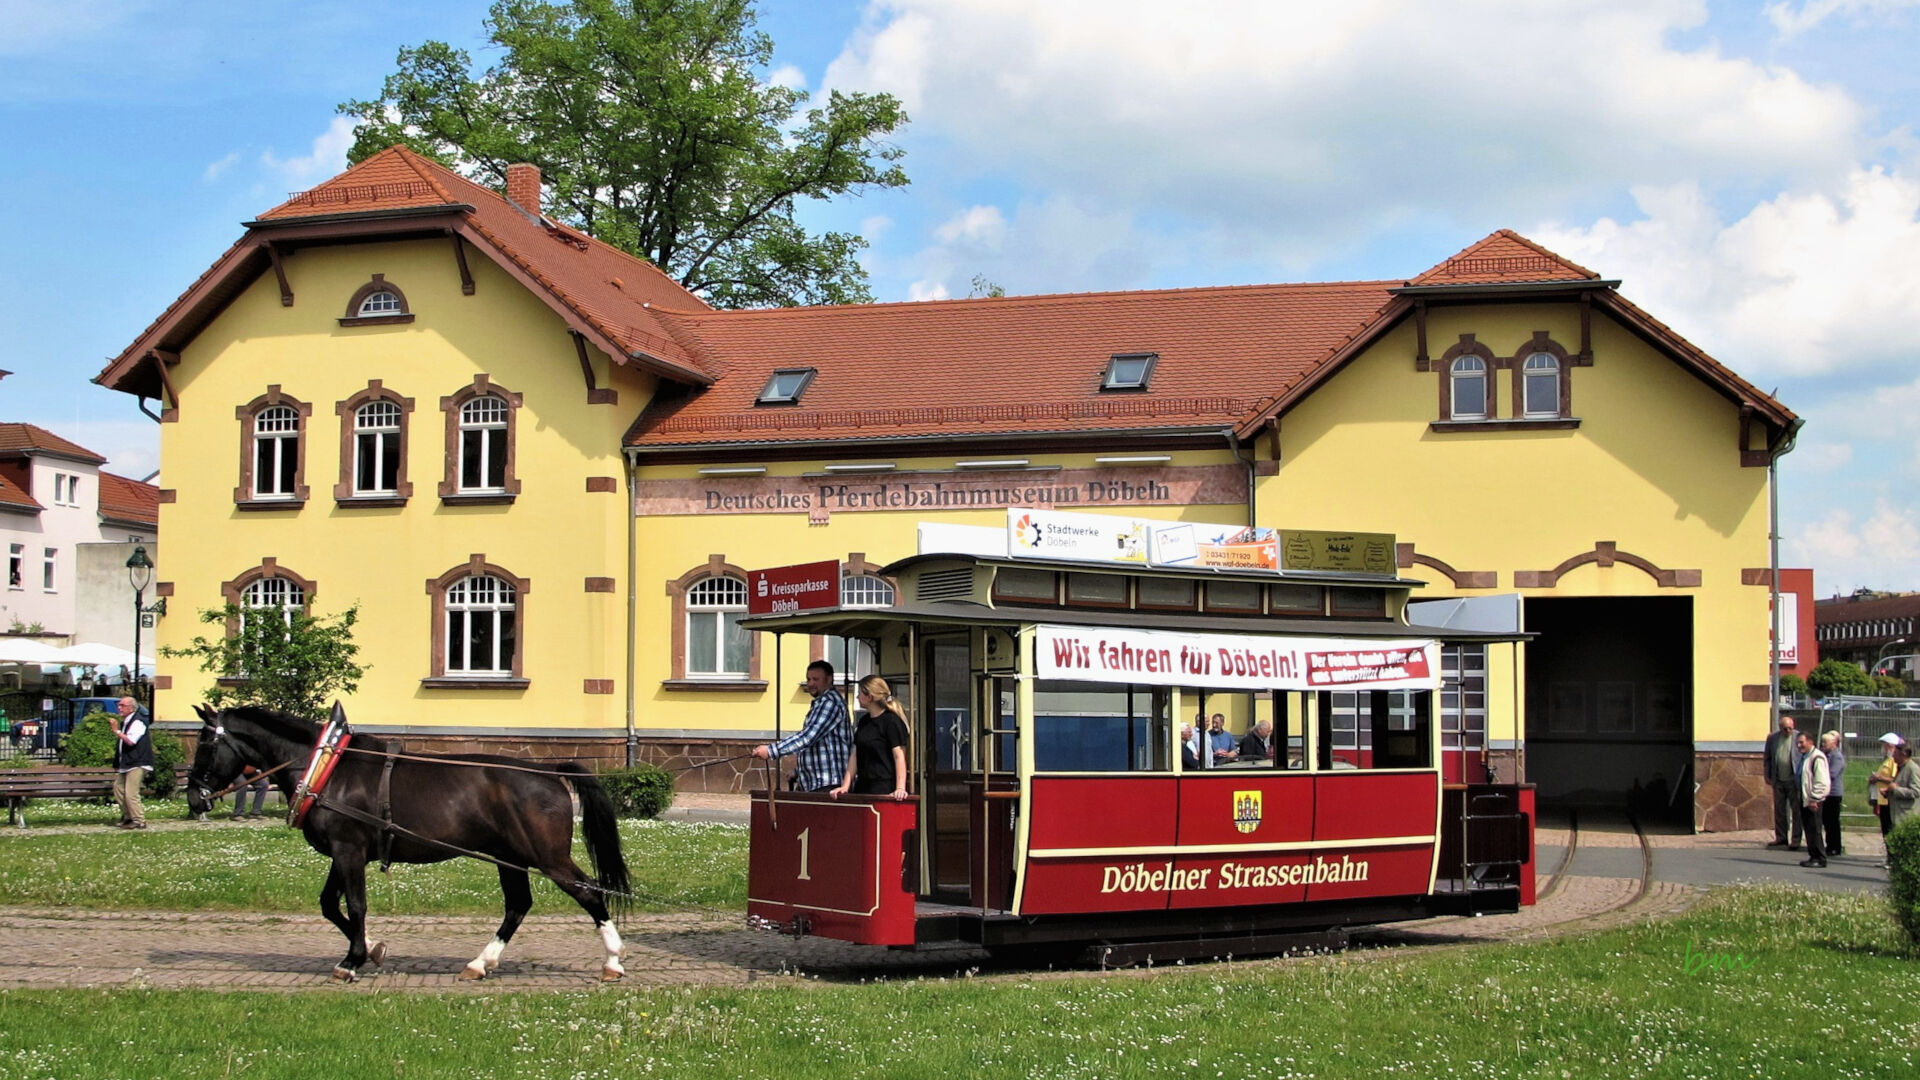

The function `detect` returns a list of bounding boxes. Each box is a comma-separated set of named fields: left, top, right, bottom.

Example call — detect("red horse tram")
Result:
left=743, top=538, right=1533, bottom=957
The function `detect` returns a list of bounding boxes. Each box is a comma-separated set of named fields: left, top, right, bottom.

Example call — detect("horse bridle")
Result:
left=189, top=725, right=293, bottom=804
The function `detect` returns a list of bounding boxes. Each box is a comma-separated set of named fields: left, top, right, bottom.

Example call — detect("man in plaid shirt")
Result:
left=752, top=660, right=853, bottom=791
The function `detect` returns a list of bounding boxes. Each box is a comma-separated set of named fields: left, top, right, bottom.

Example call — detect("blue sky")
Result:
left=3, top=0, right=1917, bottom=595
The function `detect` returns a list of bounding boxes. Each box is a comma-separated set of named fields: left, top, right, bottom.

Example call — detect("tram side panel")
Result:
left=747, top=794, right=918, bottom=946
left=1021, top=778, right=1179, bottom=914
left=1305, top=772, right=1443, bottom=902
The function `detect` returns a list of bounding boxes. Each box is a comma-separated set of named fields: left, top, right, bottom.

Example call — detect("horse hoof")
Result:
left=459, top=965, right=487, bottom=981
left=368, top=941, right=388, bottom=967
left=601, top=965, right=624, bottom=982
left=332, top=966, right=359, bottom=983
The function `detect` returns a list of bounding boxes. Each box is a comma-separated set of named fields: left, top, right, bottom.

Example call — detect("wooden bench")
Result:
left=1, top=765, right=189, bottom=828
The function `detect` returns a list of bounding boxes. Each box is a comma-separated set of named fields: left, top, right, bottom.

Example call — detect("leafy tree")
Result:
left=968, top=274, right=1006, bottom=299
left=339, top=0, right=909, bottom=309
left=1778, top=673, right=1808, bottom=699
left=163, top=604, right=366, bottom=721
left=1874, top=673, right=1908, bottom=698
left=1806, top=658, right=1874, bottom=699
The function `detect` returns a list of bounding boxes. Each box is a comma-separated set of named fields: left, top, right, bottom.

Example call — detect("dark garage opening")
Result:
left=1524, top=597, right=1694, bottom=825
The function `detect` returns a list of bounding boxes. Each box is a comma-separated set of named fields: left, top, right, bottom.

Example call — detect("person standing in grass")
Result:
left=1796, top=731, right=1830, bottom=869
left=108, top=696, right=152, bottom=830
left=1765, top=715, right=1800, bottom=849
left=1820, top=730, right=1846, bottom=857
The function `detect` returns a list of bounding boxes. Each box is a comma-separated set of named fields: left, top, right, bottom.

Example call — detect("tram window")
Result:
left=1065, top=573, right=1129, bottom=607
left=1329, top=587, right=1385, bottom=618
left=1034, top=682, right=1166, bottom=772
left=1203, top=581, right=1262, bottom=613
left=1320, top=690, right=1431, bottom=769
left=1269, top=582, right=1324, bottom=615
left=1136, top=576, right=1197, bottom=610
left=994, top=568, right=1056, bottom=604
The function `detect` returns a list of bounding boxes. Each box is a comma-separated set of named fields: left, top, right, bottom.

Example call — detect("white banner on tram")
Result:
left=1035, top=625, right=1440, bottom=691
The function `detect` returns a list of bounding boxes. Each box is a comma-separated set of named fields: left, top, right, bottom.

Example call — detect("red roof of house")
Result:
left=631, top=281, right=1397, bottom=448
left=97, top=471, right=159, bottom=528
left=97, top=146, right=712, bottom=396
left=0, top=422, right=108, bottom=464
left=1408, top=228, right=1602, bottom=286
left=0, top=464, right=42, bottom=513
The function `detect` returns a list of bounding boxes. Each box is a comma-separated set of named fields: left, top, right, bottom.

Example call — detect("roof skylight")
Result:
left=756, top=368, right=817, bottom=406
left=1102, top=352, right=1157, bottom=391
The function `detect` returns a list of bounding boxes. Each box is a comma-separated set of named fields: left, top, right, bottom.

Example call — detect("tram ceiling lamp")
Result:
left=822, top=463, right=897, bottom=473
left=1094, top=454, right=1172, bottom=465
left=697, top=466, right=767, bottom=476
left=954, top=459, right=1030, bottom=470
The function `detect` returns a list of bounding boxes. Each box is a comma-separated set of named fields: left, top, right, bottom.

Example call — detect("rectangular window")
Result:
left=460, top=428, right=508, bottom=491
left=41, top=548, right=56, bottom=592
left=7, top=544, right=21, bottom=589
left=687, top=610, right=749, bottom=675
left=1322, top=690, right=1431, bottom=769
left=993, top=568, right=1056, bottom=603
left=1329, top=587, right=1385, bottom=618
left=1203, top=581, right=1262, bottom=612
left=355, top=430, right=400, bottom=494
left=1439, top=645, right=1486, bottom=753
left=1064, top=573, right=1128, bottom=607
left=1033, top=681, right=1167, bottom=772
left=1269, top=582, right=1325, bottom=614
left=1135, top=576, right=1197, bottom=610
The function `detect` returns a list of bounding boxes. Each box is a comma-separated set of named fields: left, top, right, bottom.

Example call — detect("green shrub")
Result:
left=1873, top=673, right=1908, bottom=698
left=56, top=710, right=185, bottom=796
left=1779, top=673, right=1808, bottom=698
left=599, top=764, right=676, bottom=819
left=1808, top=658, right=1873, bottom=698
left=1888, top=815, right=1920, bottom=948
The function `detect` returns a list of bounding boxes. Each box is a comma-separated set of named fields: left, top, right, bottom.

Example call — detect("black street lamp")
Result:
left=125, top=546, right=166, bottom=710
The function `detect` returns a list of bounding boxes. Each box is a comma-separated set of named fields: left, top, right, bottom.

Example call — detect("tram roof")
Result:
left=740, top=597, right=1527, bottom=643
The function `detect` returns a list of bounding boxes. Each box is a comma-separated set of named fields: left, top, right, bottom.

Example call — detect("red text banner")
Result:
left=1035, top=625, right=1440, bottom=691
left=748, top=560, right=840, bottom=616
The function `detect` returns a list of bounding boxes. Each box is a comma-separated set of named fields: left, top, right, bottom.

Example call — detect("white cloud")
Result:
left=859, top=214, right=893, bottom=240
left=0, top=0, right=143, bottom=57
left=825, top=0, right=1868, bottom=265
left=260, top=116, right=355, bottom=186
left=202, top=151, right=241, bottom=182
left=36, top=419, right=159, bottom=483
left=1533, top=168, right=1920, bottom=383
left=1789, top=501, right=1920, bottom=593
left=767, top=63, right=808, bottom=91
left=933, top=205, right=1006, bottom=247
left=1767, top=0, right=1920, bottom=37
left=906, top=279, right=950, bottom=301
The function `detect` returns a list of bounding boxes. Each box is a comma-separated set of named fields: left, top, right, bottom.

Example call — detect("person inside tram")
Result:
left=832, top=674, right=912, bottom=801
left=1207, top=713, right=1239, bottom=765
left=1180, top=722, right=1202, bottom=769
left=1239, top=719, right=1276, bottom=764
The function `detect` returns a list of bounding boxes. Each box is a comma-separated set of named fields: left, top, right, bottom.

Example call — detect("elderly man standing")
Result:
left=108, top=696, right=153, bottom=830
left=1797, top=731, right=1830, bottom=869
left=1764, top=715, right=1799, bottom=849
left=1820, top=730, right=1847, bottom=858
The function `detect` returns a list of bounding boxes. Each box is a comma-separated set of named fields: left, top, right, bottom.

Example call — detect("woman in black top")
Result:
left=832, top=675, right=911, bottom=800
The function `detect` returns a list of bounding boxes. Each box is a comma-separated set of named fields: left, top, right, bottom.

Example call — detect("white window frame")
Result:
left=253, top=405, right=301, bottom=499
left=685, top=575, right=749, bottom=679
left=457, top=396, right=510, bottom=494
left=446, top=574, right=517, bottom=676
left=841, top=574, right=895, bottom=609
left=1522, top=352, right=1560, bottom=418
left=357, top=290, right=403, bottom=317
left=354, top=400, right=403, bottom=495
left=41, top=547, right=56, bottom=593
left=1449, top=355, right=1487, bottom=420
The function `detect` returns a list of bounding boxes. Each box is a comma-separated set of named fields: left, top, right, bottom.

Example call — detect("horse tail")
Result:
left=560, top=764, right=631, bottom=917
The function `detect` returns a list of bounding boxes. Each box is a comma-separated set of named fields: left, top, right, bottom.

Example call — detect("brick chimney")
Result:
left=505, top=163, right=542, bottom=214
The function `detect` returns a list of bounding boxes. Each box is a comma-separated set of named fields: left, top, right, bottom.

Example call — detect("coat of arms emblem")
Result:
left=1233, top=790, right=1262, bottom=834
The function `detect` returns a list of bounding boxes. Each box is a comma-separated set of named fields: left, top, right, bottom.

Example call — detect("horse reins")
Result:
left=332, top=743, right=761, bottom=778
left=197, top=758, right=296, bottom=802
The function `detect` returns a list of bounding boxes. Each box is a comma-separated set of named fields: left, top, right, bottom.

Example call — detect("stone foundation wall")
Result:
left=1486, top=748, right=1523, bottom=786
left=1693, top=751, right=1770, bottom=833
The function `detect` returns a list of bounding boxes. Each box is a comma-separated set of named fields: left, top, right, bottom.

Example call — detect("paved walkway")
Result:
left=0, top=800, right=1894, bottom=991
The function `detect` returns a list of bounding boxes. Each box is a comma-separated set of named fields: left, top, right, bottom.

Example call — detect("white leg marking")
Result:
left=598, top=920, right=625, bottom=980
left=464, top=936, right=506, bottom=978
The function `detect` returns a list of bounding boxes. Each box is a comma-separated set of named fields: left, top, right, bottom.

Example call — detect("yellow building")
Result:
left=97, top=149, right=1797, bottom=830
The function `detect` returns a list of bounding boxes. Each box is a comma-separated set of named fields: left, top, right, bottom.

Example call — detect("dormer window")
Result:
left=757, top=368, right=816, bottom=405
left=1102, top=352, right=1157, bottom=391
left=340, top=274, right=414, bottom=326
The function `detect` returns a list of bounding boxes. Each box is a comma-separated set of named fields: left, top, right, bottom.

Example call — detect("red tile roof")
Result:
left=97, top=471, right=159, bottom=528
left=0, top=423, right=108, bottom=464
left=629, top=281, right=1398, bottom=448
left=0, top=463, right=41, bottom=513
left=1408, top=229, right=1602, bottom=286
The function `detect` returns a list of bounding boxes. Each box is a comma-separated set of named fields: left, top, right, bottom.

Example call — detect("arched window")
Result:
left=357, top=291, right=402, bottom=317
left=446, top=574, right=517, bottom=676
left=234, top=387, right=311, bottom=506
left=1449, top=356, right=1487, bottom=421
left=1522, top=352, right=1560, bottom=418
left=459, top=395, right=510, bottom=492
left=841, top=574, right=895, bottom=609
left=686, top=575, right=749, bottom=678
left=440, top=377, right=522, bottom=502
left=354, top=400, right=402, bottom=494
left=241, top=576, right=305, bottom=621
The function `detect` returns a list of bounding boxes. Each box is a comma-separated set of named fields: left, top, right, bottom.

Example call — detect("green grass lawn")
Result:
left=0, top=813, right=747, bottom=914
left=0, top=884, right=1915, bottom=1079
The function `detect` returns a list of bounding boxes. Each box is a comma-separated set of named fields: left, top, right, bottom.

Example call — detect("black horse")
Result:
left=185, top=703, right=631, bottom=981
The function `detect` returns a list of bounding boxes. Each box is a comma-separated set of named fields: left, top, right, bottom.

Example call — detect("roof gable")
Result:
left=1409, top=229, right=1601, bottom=286
left=0, top=422, right=108, bottom=464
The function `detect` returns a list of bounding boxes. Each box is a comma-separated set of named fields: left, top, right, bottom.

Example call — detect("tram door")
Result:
left=923, top=637, right=974, bottom=901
